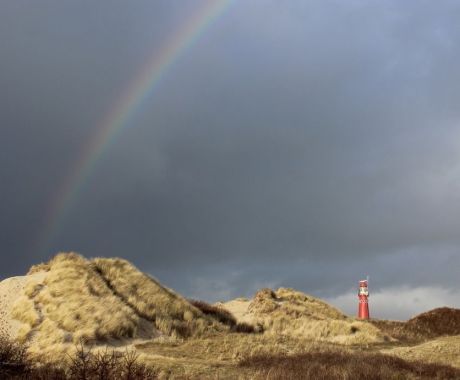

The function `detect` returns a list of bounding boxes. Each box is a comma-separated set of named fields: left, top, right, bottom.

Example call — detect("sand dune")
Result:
left=221, top=287, right=385, bottom=344
left=2, top=253, right=227, bottom=361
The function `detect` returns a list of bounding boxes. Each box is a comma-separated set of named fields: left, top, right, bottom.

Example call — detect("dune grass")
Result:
left=248, top=287, right=346, bottom=320
left=91, top=257, right=227, bottom=338
left=12, top=253, right=144, bottom=352
left=383, top=335, right=460, bottom=370
left=10, top=252, right=228, bottom=362
left=243, top=288, right=385, bottom=344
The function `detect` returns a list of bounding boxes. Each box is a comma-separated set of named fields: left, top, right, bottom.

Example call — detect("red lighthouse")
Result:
left=358, top=279, right=370, bottom=319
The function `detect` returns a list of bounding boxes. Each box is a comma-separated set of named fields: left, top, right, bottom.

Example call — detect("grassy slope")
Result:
left=136, top=333, right=460, bottom=379
left=91, top=257, right=226, bottom=338
left=13, top=253, right=144, bottom=358
left=239, top=349, right=460, bottom=380
left=382, top=335, right=460, bottom=369
left=10, top=253, right=227, bottom=361
left=223, top=288, right=385, bottom=345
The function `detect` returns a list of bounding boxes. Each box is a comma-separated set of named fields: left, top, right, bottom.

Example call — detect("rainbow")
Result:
left=38, top=0, right=232, bottom=254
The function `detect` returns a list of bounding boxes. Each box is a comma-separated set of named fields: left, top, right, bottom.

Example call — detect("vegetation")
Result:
left=190, top=300, right=237, bottom=327
left=372, top=307, right=460, bottom=344
left=248, top=287, right=346, bottom=320
left=383, top=335, right=460, bottom=370
left=3, top=252, right=460, bottom=378
left=92, top=257, right=225, bottom=338
left=0, top=333, right=30, bottom=378
left=226, top=287, right=385, bottom=345
left=12, top=253, right=143, bottom=356
left=239, top=350, right=460, bottom=380
left=0, top=334, right=157, bottom=379
left=9, top=253, right=234, bottom=362
left=190, top=299, right=260, bottom=333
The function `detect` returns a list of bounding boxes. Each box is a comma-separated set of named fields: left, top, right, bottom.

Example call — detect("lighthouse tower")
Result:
left=358, top=279, right=370, bottom=319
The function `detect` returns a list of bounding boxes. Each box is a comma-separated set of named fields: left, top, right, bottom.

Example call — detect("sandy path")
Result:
left=0, top=272, right=46, bottom=339
left=220, top=299, right=254, bottom=324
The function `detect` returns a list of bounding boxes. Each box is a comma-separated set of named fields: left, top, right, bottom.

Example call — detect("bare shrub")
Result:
left=68, top=343, right=158, bottom=380
left=0, top=333, right=30, bottom=378
left=0, top=334, right=156, bottom=379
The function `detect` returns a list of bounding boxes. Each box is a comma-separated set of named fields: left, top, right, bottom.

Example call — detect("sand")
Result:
left=219, top=298, right=254, bottom=324
left=0, top=272, right=46, bottom=339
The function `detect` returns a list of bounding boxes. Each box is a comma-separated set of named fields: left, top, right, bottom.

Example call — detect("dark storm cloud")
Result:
left=1, top=0, right=459, bottom=317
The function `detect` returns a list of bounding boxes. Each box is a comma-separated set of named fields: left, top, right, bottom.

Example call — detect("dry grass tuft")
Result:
left=248, top=288, right=279, bottom=314
left=27, top=262, right=51, bottom=275
left=239, top=349, right=460, bottom=379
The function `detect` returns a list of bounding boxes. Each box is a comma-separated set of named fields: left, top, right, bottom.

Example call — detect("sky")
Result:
left=1, top=0, right=460, bottom=320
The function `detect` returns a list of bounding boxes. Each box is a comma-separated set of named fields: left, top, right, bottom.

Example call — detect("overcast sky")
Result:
left=1, top=0, right=460, bottom=320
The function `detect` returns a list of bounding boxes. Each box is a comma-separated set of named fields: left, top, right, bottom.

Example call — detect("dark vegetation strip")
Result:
left=189, top=299, right=261, bottom=333
left=371, top=307, right=460, bottom=343
left=239, top=351, right=460, bottom=380
left=90, top=264, right=154, bottom=323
